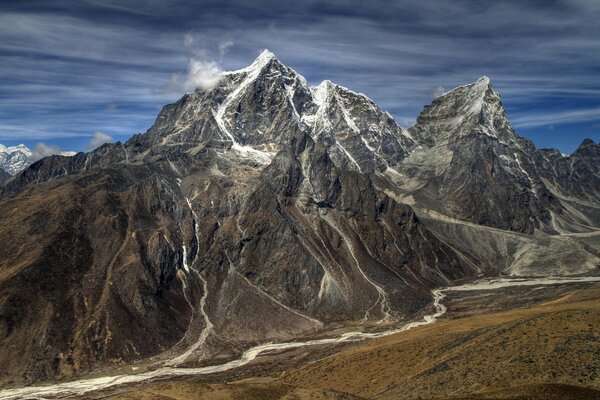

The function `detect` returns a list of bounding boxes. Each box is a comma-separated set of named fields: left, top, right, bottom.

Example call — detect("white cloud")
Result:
left=431, top=86, right=446, bottom=98
left=183, top=33, right=194, bottom=48
left=30, top=143, right=73, bottom=162
left=159, top=36, right=236, bottom=93
left=218, top=38, right=234, bottom=57
left=87, top=131, right=113, bottom=150
left=161, top=58, right=222, bottom=93
left=184, top=58, right=223, bottom=90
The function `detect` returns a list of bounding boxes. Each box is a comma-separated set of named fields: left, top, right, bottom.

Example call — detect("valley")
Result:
left=1, top=276, right=599, bottom=399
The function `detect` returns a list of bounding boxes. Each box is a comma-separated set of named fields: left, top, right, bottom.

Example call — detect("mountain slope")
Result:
left=0, top=164, right=197, bottom=383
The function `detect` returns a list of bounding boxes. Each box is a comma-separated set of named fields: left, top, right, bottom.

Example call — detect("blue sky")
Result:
left=0, top=0, right=599, bottom=154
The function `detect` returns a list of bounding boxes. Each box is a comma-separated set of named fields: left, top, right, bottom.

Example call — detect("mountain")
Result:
left=386, top=77, right=600, bottom=234
left=0, top=144, right=78, bottom=177
left=0, top=50, right=598, bottom=387
left=0, top=144, right=32, bottom=175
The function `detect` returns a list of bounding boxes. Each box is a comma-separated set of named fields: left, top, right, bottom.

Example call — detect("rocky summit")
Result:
left=0, top=50, right=598, bottom=387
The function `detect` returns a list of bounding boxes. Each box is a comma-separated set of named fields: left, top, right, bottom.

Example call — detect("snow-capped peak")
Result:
left=0, top=143, right=77, bottom=175
left=476, top=75, right=491, bottom=85
left=246, top=49, right=277, bottom=71
left=256, top=49, right=276, bottom=62
left=0, top=144, right=32, bottom=157
left=224, top=49, right=279, bottom=76
left=312, top=80, right=333, bottom=106
left=0, top=144, right=32, bottom=175
left=438, top=76, right=492, bottom=99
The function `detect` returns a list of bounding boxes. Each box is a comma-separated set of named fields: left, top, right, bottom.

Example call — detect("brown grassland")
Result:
left=114, top=283, right=600, bottom=400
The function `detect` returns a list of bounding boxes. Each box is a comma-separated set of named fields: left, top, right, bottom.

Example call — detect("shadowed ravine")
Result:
left=1, top=276, right=599, bottom=400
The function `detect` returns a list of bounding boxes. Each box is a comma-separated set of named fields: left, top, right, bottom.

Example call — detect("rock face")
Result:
left=0, top=50, right=598, bottom=386
left=0, top=169, right=10, bottom=185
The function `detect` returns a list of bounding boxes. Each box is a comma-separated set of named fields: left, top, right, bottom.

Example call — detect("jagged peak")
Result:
left=574, top=138, right=598, bottom=154
left=224, top=49, right=281, bottom=76
left=312, top=79, right=379, bottom=111
left=476, top=75, right=491, bottom=85
left=440, top=76, right=493, bottom=99
left=249, top=49, right=277, bottom=70
left=0, top=144, right=31, bottom=155
left=256, top=48, right=276, bottom=61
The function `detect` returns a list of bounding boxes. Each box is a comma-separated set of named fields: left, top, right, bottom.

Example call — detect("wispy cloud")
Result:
left=30, top=143, right=71, bottom=162
left=0, top=0, right=598, bottom=152
left=511, top=107, right=600, bottom=128
left=431, top=86, right=445, bottom=99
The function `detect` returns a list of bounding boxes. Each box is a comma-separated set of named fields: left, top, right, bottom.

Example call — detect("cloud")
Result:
left=162, top=58, right=223, bottom=93
left=158, top=36, right=236, bottom=93
left=183, top=33, right=194, bottom=48
left=431, top=86, right=446, bottom=99
left=87, top=131, right=113, bottom=150
left=511, top=107, right=600, bottom=128
left=30, top=143, right=72, bottom=162
left=218, top=38, right=234, bottom=57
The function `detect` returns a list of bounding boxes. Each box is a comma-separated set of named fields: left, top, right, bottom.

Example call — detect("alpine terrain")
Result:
left=0, top=144, right=76, bottom=177
left=0, top=50, right=598, bottom=399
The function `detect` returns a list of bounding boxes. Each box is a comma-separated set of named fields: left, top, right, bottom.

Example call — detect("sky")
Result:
left=0, top=0, right=599, bottom=155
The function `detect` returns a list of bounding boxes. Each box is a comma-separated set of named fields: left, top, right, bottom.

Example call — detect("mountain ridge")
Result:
left=0, top=143, right=77, bottom=177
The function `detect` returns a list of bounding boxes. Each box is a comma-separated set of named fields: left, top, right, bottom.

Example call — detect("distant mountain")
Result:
left=0, top=144, right=32, bottom=175
left=0, top=50, right=597, bottom=386
left=0, top=143, right=77, bottom=176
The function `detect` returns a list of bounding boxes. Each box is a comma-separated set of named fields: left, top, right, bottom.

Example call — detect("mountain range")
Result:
left=0, top=144, right=76, bottom=179
left=0, top=50, right=598, bottom=387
